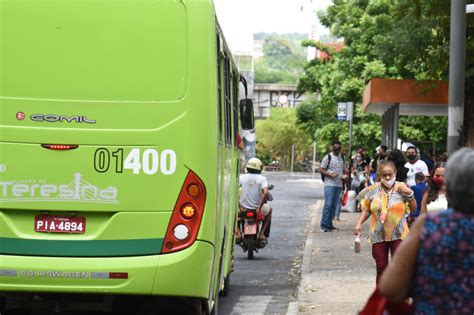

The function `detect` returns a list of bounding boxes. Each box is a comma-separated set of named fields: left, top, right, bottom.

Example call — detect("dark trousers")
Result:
left=372, top=239, right=402, bottom=284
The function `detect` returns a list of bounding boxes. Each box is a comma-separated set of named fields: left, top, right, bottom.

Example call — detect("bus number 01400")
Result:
left=94, top=148, right=176, bottom=175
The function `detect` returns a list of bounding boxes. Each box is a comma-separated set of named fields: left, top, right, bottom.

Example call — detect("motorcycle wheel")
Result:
left=245, top=235, right=254, bottom=260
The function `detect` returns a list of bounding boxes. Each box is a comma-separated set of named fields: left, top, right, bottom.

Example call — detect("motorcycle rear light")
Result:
left=187, top=184, right=200, bottom=197
left=41, top=144, right=79, bottom=150
left=162, top=170, right=206, bottom=254
left=180, top=204, right=196, bottom=219
left=246, top=212, right=255, bottom=218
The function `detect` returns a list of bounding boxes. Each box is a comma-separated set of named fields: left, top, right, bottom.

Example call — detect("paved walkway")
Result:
left=294, top=199, right=377, bottom=314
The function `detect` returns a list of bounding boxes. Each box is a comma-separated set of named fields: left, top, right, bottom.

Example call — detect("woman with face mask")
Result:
left=353, top=161, right=417, bottom=283
left=421, top=162, right=447, bottom=213
left=352, top=151, right=369, bottom=195
left=379, top=148, right=474, bottom=314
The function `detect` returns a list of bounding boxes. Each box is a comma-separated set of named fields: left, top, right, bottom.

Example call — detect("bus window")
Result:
left=224, top=57, right=232, bottom=147
left=232, top=75, right=239, bottom=148
left=217, top=34, right=223, bottom=144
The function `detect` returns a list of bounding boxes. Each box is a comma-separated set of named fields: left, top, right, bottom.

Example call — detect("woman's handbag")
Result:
left=359, top=288, right=412, bottom=315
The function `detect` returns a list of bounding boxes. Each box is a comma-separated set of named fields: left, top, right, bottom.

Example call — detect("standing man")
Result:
left=319, top=140, right=347, bottom=232
left=405, top=146, right=430, bottom=187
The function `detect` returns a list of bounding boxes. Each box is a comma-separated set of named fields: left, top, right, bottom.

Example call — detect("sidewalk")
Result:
left=295, top=200, right=376, bottom=314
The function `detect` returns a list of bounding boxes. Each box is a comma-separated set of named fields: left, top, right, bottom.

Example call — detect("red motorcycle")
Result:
left=237, top=209, right=267, bottom=260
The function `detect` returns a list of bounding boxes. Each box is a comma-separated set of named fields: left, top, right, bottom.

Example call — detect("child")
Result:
left=410, top=172, right=427, bottom=223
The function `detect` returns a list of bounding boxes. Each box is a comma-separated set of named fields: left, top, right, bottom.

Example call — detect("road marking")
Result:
left=230, top=295, right=273, bottom=314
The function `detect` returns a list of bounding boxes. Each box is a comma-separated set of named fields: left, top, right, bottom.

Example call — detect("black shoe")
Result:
left=319, top=228, right=330, bottom=232
left=328, top=227, right=340, bottom=232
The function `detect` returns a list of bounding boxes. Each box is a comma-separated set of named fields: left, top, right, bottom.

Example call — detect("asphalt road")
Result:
left=219, top=172, right=323, bottom=314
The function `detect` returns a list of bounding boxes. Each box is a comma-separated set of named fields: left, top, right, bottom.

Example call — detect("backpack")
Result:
left=321, top=153, right=345, bottom=182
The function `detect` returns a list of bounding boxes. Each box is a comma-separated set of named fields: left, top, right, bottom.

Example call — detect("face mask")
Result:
left=432, top=177, right=444, bottom=188
left=381, top=178, right=395, bottom=188
left=407, top=154, right=417, bottom=161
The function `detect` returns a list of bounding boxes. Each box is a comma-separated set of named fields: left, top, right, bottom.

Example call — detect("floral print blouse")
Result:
left=411, top=209, right=474, bottom=314
left=356, top=182, right=411, bottom=243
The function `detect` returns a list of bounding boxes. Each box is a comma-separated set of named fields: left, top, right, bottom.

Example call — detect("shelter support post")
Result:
left=381, top=104, right=399, bottom=150
left=448, top=0, right=466, bottom=154
left=381, top=109, right=388, bottom=146
left=391, top=104, right=399, bottom=150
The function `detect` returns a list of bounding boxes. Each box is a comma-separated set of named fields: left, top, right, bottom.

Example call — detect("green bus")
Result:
left=0, top=0, right=253, bottom=313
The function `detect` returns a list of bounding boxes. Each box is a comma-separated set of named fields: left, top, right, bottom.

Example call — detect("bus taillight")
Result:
left=162, top=171, right=206, bottom=254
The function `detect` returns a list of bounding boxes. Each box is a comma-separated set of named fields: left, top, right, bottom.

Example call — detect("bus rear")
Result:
left=0, top=0, right=231, bottom=312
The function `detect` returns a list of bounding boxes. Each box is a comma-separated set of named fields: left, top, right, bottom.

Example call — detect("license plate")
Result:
left=244, top=223, right=257, bottom=235
left=34, top=215, right=86, bottom=234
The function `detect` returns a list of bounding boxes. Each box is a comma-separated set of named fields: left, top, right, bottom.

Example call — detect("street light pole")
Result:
left=447, top=0, right=467, bottom=154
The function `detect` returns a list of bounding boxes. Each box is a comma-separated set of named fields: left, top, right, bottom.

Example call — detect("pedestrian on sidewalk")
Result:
left=405, top=146, right=430, bottom=187
left=420, top=162, right=447, bottom=213
left=319, top=140, right=348, bottom=232
left=352, top=150, right=369, bottom=195
left=387, top=149, right=409, bottom=183
left=379, top=148, right=474, bottom=314
left=353, top=160, right=416, bottom=283
left=409, top=172, right=427, bottom=225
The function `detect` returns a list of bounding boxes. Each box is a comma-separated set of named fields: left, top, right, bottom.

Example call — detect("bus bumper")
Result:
left=0, top=241, right=214, bottom=299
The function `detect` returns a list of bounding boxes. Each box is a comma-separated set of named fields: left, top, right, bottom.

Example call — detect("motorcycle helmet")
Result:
left=246, top=158, right=263, bottom=172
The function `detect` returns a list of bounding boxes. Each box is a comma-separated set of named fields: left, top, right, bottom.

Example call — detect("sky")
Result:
left=214, top=0, right=332, bottom=52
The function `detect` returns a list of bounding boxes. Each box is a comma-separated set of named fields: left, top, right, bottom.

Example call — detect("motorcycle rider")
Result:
left=237, top=157, right=272, bottom=241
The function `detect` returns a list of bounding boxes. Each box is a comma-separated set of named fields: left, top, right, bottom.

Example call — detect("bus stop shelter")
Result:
left=362, top=78, right=448, bottom=149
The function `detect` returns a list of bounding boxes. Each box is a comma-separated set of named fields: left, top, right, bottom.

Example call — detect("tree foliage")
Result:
left=254, top=34, right=307, bottom=84
left=255, top=108, right=312, bottom=169
left=296, top=0, right=474, bottom=156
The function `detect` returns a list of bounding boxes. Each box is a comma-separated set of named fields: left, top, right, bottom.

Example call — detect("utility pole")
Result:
left=312, top=141, right=317, bottom=179
left=447, top=0, right=467, bottom=154
left=347, top=102, right=354, bottom=189
left=290, top=144, right=295, bottom=176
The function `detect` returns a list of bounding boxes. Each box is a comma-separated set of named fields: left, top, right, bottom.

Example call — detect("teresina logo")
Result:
left=0, top=173, right=118, bottom=204
left=30, top=114, right=96, bottom=124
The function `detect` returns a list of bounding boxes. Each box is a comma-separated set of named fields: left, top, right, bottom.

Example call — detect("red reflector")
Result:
left=41, top=144, right=79, bottom=151
left=109, top=272, right=128, bottom=279
left=246, top=212, right=255, bottom=218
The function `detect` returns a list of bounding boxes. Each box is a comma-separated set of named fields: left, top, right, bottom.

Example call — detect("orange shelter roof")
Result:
left=362, top=79, right=448, bottom=116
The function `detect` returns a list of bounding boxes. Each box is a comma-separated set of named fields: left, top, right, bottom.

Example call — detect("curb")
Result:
left=286, top=199, right=323, bottom=315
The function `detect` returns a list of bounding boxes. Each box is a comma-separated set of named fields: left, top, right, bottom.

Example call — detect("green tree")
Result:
left=256, top=108, right=312, bottom=169
left=254, top=34, right=307, bottom=84
left=296, top=0, right=467, bottom=156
